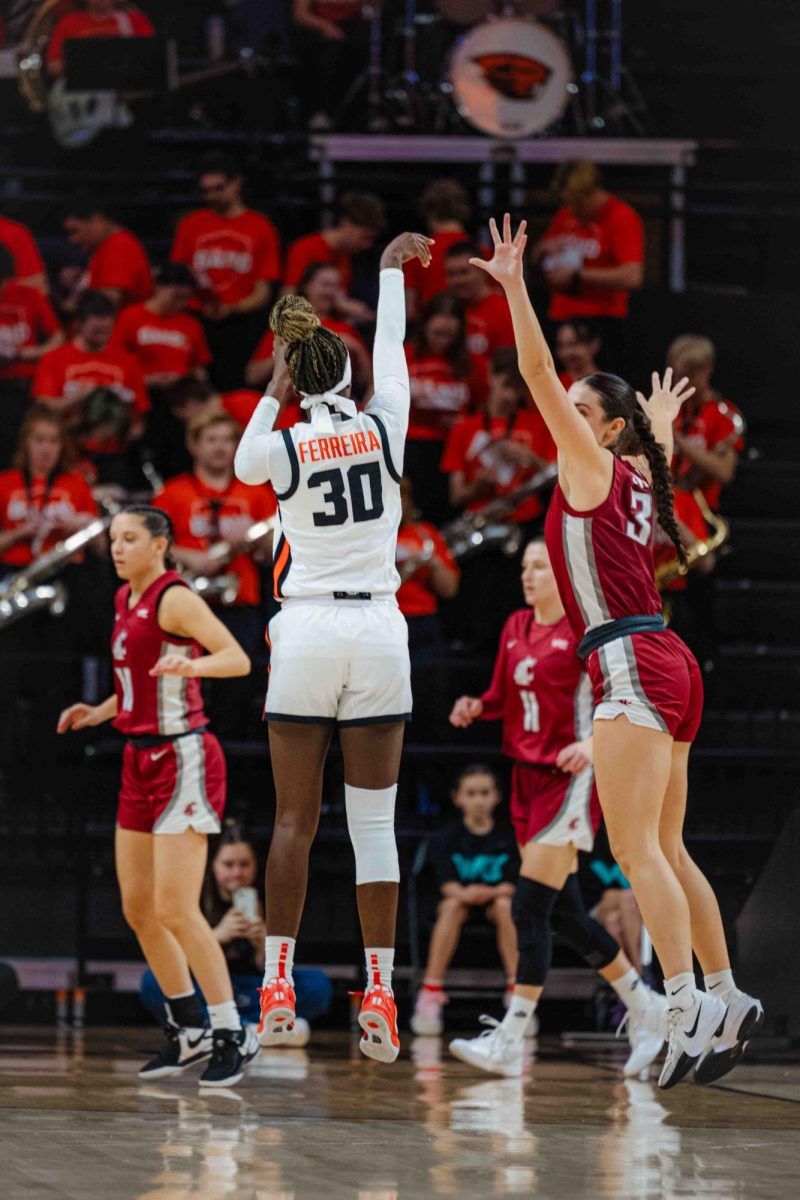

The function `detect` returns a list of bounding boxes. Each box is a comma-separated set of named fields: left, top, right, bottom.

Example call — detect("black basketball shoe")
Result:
left=139, top=1021, right=213, bottom=1080
left=199, top=1027, right=260, bottom=1088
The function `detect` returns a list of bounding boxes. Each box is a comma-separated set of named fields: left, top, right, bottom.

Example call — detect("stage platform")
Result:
left=1, top=1028, right=798, bottom=1199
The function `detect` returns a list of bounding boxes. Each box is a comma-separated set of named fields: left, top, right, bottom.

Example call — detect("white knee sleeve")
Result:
left=345, top=783, right=399, bottom=885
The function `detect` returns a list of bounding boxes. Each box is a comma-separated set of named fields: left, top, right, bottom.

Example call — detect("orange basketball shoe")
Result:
left=358, top=984, right=400, bottom=1063
left=257, top=977, right=297, bottom=1047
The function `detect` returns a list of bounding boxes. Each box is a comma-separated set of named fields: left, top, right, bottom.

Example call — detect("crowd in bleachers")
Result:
left=0, top=154, right=745, bottom=693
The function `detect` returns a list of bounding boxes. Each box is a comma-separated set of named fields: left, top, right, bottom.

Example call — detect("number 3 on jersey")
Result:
left=625, top=486, right=652, bottom=546
left=308, top=462, right=384, bottom=527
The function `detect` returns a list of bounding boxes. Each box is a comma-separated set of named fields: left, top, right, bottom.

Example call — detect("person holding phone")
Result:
left=139, top=822, right=333, bottom=1043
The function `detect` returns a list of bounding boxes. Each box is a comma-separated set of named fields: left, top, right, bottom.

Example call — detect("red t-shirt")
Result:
left=249, top=317, right=366, bottom=369
left=221, top=389, right=303, bottom=432
left=396, top=521, right=459, bottom=619
left=309, top=1, right=363, bottom=19
left=673, top=394, right=745, bottom=510
left=111, top=303, right=210, bottom=379
left=45, top=9, right=156, bottom=70
left=405, top=345, right=489, bottom=442
left=87, top=229, right=153, bottom=307
left=0, top=216, right=45, bottom=283
left=154, top=473, right=276, bottom=607
left=171, top=209, right=281, bottom=305
left=33, top=341, right=148, bottom=413
left=541, top=195, right=644, bottom=321
left=465, top=292, right=515, bottom=357
left=0, top=280, right=61, bottom=381
left=0, top=468, right=98, bottom=566
left=404, top=230, right=467, bottom=310
left=442, top=410, right=557, bottom=522
left=283, top=232, right=351, bottom=292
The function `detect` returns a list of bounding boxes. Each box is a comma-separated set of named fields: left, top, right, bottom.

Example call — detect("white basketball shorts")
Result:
left=264, top=598, right=412, bottom=726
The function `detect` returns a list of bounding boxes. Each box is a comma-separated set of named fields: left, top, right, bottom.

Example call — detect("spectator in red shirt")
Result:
left=246, top=262, right=371, bottom=395
left=110, top=263, right=210, bottom=391
left=405, top=179, right=472, bottom=322
left=0, top=405, right=98, bottom=572
left=442, top=350, right=557, bottom=651
left=405, top=293, right=488, bottom=525
left=282, top=192, right=385, bottom=319
left=45, top=0, right=155, bottom=77
left=154, top=410, right=276, bottom=736
left=396, top=476, right=459, bottom=666
left=171, top=153, right=281, bottom=390
left=63, top=195, right=153, bottom=311
left=32, top=290, right=148, bottom=457
left=554, top=318, right=602, bottom=391
left=534, top=161, right=644, bottom=374
left=444, top=242, right=515, bottom=359
left=0, top=214, right=47, bottom=294
left=0, top=246, right=64, bottom=465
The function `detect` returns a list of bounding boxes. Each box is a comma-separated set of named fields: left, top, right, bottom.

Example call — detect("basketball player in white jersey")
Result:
left=235, top=231, right=432, bottom=1063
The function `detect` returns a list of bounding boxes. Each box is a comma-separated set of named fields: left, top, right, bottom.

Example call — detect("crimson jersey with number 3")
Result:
left=544, top=455, right=662, bottom=641
left=111, top=570, right=207, bottom=737
left=478, top=610, right=593, bottom=764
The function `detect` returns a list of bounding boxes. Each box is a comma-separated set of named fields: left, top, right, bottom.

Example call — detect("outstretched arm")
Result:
left=473, top=215, right=610, bottom=508
left=367, top=232, right=433, bottom=426
left=234, top=342, right=295, bottom=488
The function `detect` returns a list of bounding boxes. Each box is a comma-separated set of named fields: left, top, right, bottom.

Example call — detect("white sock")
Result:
left=365, top=947, right=394, bottom=990
left=264, top=936, right=295, bottom=986
left=609, top=967, right=649, bottom=1014
left=704, top=968, right=735, bottom=999
left=664, top=971, right=697, bottom=1013
left=207, top=1000, right=241, bottom=1032
left=500, top=994, right=537, bottom=1041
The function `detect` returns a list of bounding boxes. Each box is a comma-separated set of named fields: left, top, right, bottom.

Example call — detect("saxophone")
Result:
left=655, top=489, right=730, bottom=589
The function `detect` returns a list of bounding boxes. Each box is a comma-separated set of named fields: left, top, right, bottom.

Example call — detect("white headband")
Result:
left=299, top=353, right=355, bottom=435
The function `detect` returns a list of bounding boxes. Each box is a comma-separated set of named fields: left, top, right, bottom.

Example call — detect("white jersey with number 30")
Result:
left=234, top=268, right=408, bottom=601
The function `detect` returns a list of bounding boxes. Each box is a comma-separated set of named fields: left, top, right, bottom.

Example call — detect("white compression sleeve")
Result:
left=367, top=268, right=409, bottom=420
left=345, top=783, right=400, bottom=885
left=233, top=395, right=280, bottom=485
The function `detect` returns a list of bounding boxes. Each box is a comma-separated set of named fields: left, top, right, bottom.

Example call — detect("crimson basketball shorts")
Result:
left=510, top=762, right=601, bottom=852
left=587, top=628, right=704, bottom=742
left=118, top=730, right=226, bottom=835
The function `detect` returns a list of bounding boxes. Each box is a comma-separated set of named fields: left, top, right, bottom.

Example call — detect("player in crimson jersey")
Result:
left=473, top=215, right=762, bottom=1089
left=444, top=538, right=666, bottom=1075
left=57, top=506, right=260, bottom=1087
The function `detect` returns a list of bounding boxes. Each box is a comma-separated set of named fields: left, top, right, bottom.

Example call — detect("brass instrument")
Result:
left=0, top=515, right=109, bottom=631
left=655, top=489, right=730, bottom=589
left=398, top=463, right=558, bottom=582
left=185, top=518, right=276, bottom=605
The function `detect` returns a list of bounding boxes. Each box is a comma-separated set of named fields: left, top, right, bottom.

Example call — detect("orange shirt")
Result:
left=87, top=229, right=153, bottom=307
left=442, top=410, right=556, bottom=523
left=154, top=473, right=276, bottom=607
left=404, top=345, right=488, bottom=442
left=0, top=468, right=98, bottom=567
left=171, top=209, right=281, bottom=305
left=396, top=521, right=459, bottom=618
left=0, top=280, right=61, bottom=381
left=222, top=389, right=303, bottom=431
left=465, top=292, right=515, bottom=357
left=541, top=195, right=644, bottom=321
left=0, top=216, right=46, bottom=282
left=111, top=303, right=210, bottom=379
left=33, top=340, right=149, bottom=415
left=284, top=232, right=351, bottom=292
left=45, top=9, right=156, bottom=70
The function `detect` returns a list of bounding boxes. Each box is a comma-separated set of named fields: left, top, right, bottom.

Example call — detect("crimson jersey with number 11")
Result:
left=111, top=571, right=207, bottom=737
left=545, top=455, right=662, bottom=641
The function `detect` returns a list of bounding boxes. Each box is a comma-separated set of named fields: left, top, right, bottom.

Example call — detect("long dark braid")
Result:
left=270, top=294, right=348, bottom=394
left=582, top=373, right=687, bottom=570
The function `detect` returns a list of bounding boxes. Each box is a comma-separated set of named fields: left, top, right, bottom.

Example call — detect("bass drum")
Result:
left=449, top=17, right=573, bottom=138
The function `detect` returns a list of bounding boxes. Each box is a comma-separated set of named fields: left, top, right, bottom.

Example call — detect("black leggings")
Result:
left=513, top=872, right=620, bottom=987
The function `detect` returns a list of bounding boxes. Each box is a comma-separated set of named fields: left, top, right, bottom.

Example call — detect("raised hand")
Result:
left=470, top=213, right=527, bottom=288
left=636, top=368, right=695, bottom=425
left=380, top=232, right=435, bottom=271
